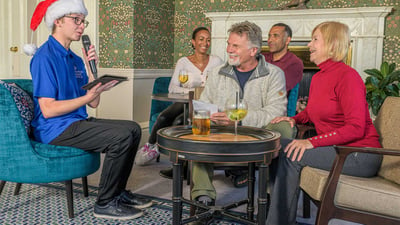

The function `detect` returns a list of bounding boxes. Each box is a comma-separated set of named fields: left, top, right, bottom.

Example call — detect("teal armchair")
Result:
left=287, top=83, right=299, bottom=117
left=0, top=79, right=100, bottom=218
left=149, top=77, right=172, bottom=133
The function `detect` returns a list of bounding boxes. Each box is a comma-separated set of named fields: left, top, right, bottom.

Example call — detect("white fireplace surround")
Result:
left=205, top=7, right=393, bottom=79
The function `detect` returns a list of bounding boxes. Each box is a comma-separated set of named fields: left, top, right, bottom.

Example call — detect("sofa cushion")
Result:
left=0, top=81, right=34, bottom=135
left=300, top=166, right=400, bottom=218
left=374, top=97, right=400, bottom=185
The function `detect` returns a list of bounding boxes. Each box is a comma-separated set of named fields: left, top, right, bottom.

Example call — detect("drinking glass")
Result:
left=178, top=69, right=189, bottom=90
left=192, top=110, right=211, bottom=136
left=225, top=94, right=248, bottom=136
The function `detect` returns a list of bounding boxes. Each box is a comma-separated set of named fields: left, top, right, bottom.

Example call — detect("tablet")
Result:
left=82, top=75, right=128, bottom=90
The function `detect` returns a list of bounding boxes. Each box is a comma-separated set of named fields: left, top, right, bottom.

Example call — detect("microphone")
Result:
left=82, top=35, right=98, bottom=79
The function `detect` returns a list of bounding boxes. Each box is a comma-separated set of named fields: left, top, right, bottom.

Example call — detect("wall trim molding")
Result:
left=98, top=68, right=173, bottom=79
left=134, top=69, right=174, bottom=79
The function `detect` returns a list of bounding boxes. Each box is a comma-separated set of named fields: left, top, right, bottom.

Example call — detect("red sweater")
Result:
left=262, top=51, right=303, bottom=91
left=293, top=59, right=381, bottom=148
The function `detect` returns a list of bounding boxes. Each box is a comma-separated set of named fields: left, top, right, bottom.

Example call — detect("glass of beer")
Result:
left=178, top=69, right=189, bottom=88
left=192, top=110, right=211, bottom=136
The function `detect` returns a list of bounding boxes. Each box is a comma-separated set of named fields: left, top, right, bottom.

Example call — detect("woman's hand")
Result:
left=270, top=116, right=296, bottom=127
left=284, top=139, right=314, bottom=161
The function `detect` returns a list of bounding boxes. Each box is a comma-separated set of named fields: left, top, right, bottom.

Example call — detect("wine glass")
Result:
left=225, top=94, right=248, bottom=136
left=178, top=69, right=189, bottom=92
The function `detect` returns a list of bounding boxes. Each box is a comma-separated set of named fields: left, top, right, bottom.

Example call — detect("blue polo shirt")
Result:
left=30, top=35, right=88, bottom=144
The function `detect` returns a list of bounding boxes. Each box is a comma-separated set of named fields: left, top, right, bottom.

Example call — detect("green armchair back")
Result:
left=149, top=77, right=172, bottom=133
left=0, top=79, right=100, bottom=218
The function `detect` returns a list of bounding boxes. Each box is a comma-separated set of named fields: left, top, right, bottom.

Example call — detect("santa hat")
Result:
left=23, top=0, right=88, bottom=56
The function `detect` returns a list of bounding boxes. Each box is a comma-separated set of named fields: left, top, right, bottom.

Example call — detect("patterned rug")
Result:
left=0, top=182, right=312, bottom=225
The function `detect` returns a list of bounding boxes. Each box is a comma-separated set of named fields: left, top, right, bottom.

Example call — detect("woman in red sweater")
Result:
left=266, top=21, right=382, bottom=225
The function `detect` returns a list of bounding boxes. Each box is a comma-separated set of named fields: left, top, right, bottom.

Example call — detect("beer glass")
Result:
left=192, top=110, right=211, bottom=136
left=178, top=70, right=189, bottom=87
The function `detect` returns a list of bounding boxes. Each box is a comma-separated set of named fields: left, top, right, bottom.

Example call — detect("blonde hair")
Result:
left=312, top=21, right=350, bottom=62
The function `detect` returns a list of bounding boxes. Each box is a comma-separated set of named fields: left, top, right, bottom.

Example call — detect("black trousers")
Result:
left=148, top=102, right=184, bottom=144
left=50, top=117, right=141, bottom=205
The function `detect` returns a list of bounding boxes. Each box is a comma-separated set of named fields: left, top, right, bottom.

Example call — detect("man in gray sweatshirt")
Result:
left=191, top=21, right=287, bottom=224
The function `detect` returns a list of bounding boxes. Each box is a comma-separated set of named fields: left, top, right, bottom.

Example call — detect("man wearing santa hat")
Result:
left=27, top=0, right=151, bottom=220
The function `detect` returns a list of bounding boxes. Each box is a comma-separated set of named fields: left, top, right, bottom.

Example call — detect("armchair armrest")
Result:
left=317, top=146, right=400, bottom=224
left=296, top=124, right=315, bottom=139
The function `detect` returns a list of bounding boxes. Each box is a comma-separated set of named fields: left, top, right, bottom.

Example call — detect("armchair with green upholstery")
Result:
left=287, top=83, right=299, bottom=117
left=149, top=77, right=172, bottom=133
left=0, top=79, right=100, bottom=218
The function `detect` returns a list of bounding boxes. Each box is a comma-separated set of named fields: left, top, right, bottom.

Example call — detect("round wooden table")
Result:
left=157, top=125, right=280, bottom=225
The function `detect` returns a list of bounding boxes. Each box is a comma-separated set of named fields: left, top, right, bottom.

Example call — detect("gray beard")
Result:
left=228, top=58, right=240, bottom=66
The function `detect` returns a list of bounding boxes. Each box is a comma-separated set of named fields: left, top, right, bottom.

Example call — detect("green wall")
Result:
left=99, top=0, right=399, bottom=69
left=99, top=0, right=175, bottom=69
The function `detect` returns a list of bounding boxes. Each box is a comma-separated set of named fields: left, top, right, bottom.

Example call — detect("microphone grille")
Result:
left=82, top=35, right=90, bottom=44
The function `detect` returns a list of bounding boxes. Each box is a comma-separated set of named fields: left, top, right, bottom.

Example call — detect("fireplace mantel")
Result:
left=205, top=7, right=392, bottom=79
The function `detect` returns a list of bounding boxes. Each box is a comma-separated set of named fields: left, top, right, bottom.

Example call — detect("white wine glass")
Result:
left=178, top=69, right=189, bottom=93
left=225, top=94, right=248, bottom=136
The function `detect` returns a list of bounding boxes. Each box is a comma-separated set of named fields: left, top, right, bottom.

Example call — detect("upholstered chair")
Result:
left=300, top=96, right=400, bottom=225
left=0, top=79, right=100, bottom=218
left=149, top=77, right=172, bottom=133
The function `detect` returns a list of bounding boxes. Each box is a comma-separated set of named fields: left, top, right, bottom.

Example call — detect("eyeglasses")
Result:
left=64, top=16, right=89, bottom=28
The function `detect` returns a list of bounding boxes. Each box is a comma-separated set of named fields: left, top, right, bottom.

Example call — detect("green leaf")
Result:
left=380, top=61, right=389, bottom=77
left=365, top=61, right=400, bottom=115
left=388, top=70, right=400, bottom=83
left=385, top=85, right=396, bottom=96
left=364, top=69, right=383, bottom=80
left=389, top=84, right=400, bottom=97
left=388, top=62, right=396, bottom=74
left=369, top=76, right=380, bottom=87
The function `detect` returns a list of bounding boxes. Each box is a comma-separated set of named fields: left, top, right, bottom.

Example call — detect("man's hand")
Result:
left=89, top=80, right=118, bottom=94
left=284, top=139, right=314, bottom=161
left=85, top=80, right=118, bottom=108
left=210, top=112, right=235, bottom=125
left=82, top=45, right=99, bottom=81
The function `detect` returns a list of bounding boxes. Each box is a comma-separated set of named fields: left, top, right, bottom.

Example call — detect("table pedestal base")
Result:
left=172, top=162, right=269, bottom=225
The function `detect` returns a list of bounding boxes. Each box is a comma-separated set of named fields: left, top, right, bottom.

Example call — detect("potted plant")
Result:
left=364, top=61, right=400, bottom=116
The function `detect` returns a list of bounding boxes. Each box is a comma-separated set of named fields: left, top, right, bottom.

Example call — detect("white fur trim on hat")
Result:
left=23, top=44, right=38, bottom=56
left=45, top=0, right=88, bottom=30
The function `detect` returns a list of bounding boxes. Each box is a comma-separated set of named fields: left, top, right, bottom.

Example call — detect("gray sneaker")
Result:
left=135, top=143, right=159, bottom=166
left=94, top=197, right=143, bottom=220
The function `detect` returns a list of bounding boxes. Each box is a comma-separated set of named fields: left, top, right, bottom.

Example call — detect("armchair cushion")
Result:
left=300, top=166, right=400, bottom=218
left=374, top=97, right=400, bottom=185
left=0, top=80, right=34, bottom=135
left=31, top=141, right=92, bottom=159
